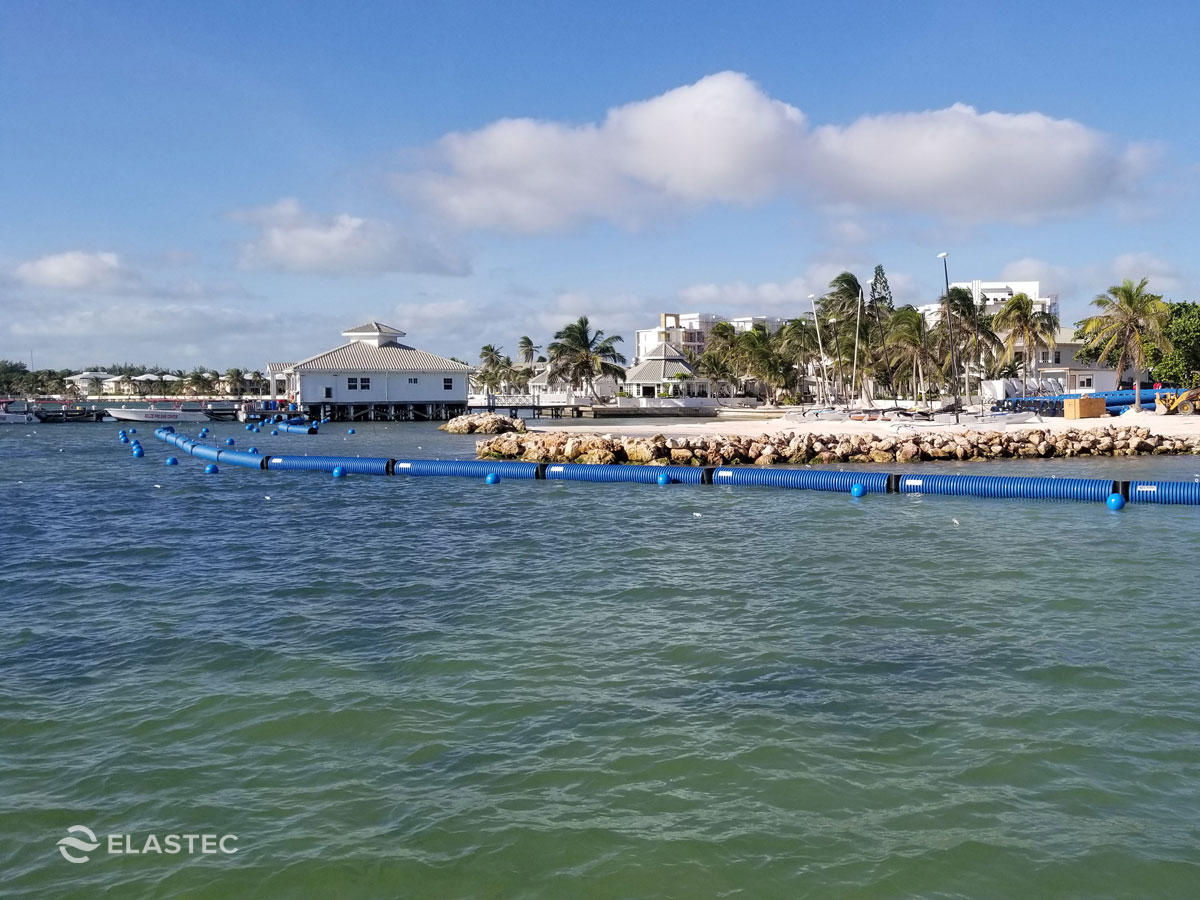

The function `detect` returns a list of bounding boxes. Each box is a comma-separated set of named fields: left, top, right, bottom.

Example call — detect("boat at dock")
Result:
left=0, top=404, right=37, bottom=424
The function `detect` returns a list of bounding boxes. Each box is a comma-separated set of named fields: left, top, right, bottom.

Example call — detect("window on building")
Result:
left=443, top=377, right=453, bottom=390
left=359, top=377, right=370, bottom=390
left=1054, top=351, right=1061, bottom=365
left=1080, top=376, right=1093, bottom=388
left=407, top=377, right=418, bottom=384
left=324, top=387, right=333, bottom=399
left=1040, top=351, right=1049, bottom=363
left=347, top=377, right=358, bottom=390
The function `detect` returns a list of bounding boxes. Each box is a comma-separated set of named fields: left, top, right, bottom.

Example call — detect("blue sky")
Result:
left=3, top=0, right=1198, bottom=370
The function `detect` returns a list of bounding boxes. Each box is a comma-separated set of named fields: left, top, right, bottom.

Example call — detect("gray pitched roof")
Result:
left=342, top=321, right=406, bottom=337
left=291, top=341, right=472, bottom=373
left=624, top=358, right=696, bottom=383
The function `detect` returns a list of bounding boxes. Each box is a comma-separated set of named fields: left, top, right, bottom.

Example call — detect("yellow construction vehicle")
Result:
left=1155, top=387, right=1200, bottom=415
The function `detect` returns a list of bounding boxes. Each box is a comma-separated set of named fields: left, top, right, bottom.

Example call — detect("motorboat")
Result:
left=105, top=404, right=212, bottom=423
left=0, top=404, right=37, bottom=424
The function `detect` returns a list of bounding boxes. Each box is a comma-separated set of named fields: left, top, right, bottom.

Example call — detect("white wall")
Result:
left=297, top=372, right=466, bottom=403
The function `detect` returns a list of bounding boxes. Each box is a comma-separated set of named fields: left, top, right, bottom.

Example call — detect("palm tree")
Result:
left=224, top=368, right=245, bottom=398
left=886, top=306, right=935, bottom=408
left=777, top=317, right=819, bottom=404
left=186, top=369, right=215, bottom=397
left=547, top=316, right=626, bottom=401
left=695, top=349, right=738, bottom=402
left=994, top=292, right=1060, bottom=399
left=1081, top=278, right=1172, bottom=412
left=937, top=286, right=1000, bottom=410
left=737, top=324, right=786, bottom=404
left=517, top=336, right=540, bottom=366
left=479, top=344, right=505, bottom=372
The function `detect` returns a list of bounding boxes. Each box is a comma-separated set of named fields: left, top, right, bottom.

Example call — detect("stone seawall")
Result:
left=477, top=426, right=1200, bottom=466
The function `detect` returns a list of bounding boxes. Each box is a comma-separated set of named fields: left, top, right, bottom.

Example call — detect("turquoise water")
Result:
left=3, top=422, right=1200, bottom=899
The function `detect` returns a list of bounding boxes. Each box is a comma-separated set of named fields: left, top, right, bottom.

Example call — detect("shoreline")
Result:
left=474, top=413, right=1200, bottom=466
left=527, top=409, right=1200, bottom=441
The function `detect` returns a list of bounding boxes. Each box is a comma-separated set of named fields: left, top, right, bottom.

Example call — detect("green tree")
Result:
left=1144, top=302, right=1200, bottom=387
left=993, top=292, right=1060, bottom=399
left=547, top=316, right=626, bottom=401
left=517, top=336, right=540, bottom=366
left=224, top=368, right=245, bottom=398
left=1080, top=278, right=1172, bottom=410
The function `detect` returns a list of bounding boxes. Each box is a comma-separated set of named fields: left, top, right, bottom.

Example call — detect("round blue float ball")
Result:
left=347, top=428, right=355, bottom=434
left=253, top=426, right=260, bottom=433
left=131, top=446, right=144, bottom=458
left=128, top=428, right=136, bottom=434
left=485, top=472, right=500, bottom=485
left=850, top=483, right=865, bottom=498
left=204, top=463, right=219, bottom=474
left=119, top=436, right=129, bottom=444
left=224, top=437, right=235, bottom=446
left=245, top=424, right=253, bottom=431
left=657, top=472, right=671, bottom=485
left=165, top=456, right=178, bottom=466
left=1106, top=493, right=1126, bottom=511
left=270, top=429, right=279, bottom=436
left=332, top=466, right=345, bottom=478
left=248, top=446, right=259, bottom=454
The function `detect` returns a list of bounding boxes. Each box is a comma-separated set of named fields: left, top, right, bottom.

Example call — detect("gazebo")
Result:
left=623, top=343, right=710, bottom=399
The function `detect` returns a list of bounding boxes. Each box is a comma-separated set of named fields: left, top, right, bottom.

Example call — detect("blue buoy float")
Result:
left=850, top=483, right=865, bottom=498
left=204, top=463, right=219, bottom=474
left=485, top=472, right=500, bottom=485
left=270, top=429, right=279, bottom=436
left=131, top=446, right=144, bottom=458
left=128, top=428, right=136, bottom=434
left=165, top=456, right=178, bottom=466
left=657, top=472, right=672, bottom=485
left=248, top=446, right=259, bottom=454
left=224, top=437, right=235, bottom=446
left=1107, top=493, right=1126, bottom=511
left=332, top=466, right=345, bottom=478
left=347, top=428, right=356, bottom=435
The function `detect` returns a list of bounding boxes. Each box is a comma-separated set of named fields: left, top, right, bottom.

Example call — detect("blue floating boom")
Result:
left=148, top=428, right=1200, bottom=506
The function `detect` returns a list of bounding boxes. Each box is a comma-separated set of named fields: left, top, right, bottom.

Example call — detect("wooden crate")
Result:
left=1064, top=396, right=1107, bottom=419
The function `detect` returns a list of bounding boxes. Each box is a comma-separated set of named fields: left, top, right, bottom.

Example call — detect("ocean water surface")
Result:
left=2, top=421, right=1199, bottom=898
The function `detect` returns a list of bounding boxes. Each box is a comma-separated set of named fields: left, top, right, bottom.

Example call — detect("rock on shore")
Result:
left=440, top=412, right=527, bottom=434
left=476, top=426, right=1200, bottom=465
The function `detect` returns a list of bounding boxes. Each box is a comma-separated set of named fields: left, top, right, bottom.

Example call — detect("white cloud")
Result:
left=408, top=72, right=1150, bottom=233
left=237, top=197, right=469, bottom=276
left=13, top=251, right=143, bottom=292
left=1110, top=252, right=1180, bottom=292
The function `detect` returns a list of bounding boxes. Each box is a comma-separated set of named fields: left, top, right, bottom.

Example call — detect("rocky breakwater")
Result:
left=477, top=425, right=1200, bottom=466
left=440, top=412, right=527, bottom=434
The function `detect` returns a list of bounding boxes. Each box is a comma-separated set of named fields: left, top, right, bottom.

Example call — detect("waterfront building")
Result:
left=633, top=312, right=787, bottom=364
left=623, top=342, right=712, bottom=399
left=269, top=322, right=472, bottom=419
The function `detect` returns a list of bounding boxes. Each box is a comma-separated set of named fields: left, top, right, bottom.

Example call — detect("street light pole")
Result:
left=938, top=252, right=961, bottom=424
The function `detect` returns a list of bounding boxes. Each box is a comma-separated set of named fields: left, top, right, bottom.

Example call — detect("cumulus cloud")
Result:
left=13, top=251, right=144, bottom=293
left=237, top=197, right=469, bottom=276
left=408, top=71, right=1151, bottom=233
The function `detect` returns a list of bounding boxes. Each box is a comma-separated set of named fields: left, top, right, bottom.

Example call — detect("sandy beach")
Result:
left=530, top=408, right=1200, bottom=441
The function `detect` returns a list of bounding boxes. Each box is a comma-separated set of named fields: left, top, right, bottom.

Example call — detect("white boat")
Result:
left=105, top=405, right=212, bottom=423
left=0, top=408, right=37, bottom=424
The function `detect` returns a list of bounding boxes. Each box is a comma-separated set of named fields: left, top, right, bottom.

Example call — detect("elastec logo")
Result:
left=57, top=826, right=101, bottom=864
left=56, top=826, right=237, bottom=863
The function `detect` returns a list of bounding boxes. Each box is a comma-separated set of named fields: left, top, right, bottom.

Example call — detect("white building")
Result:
left=918, top=280, right=1059, bottom=323
left=634, top=312, right=788, bottom=363
left=270, top=322, right=472, bottom=409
